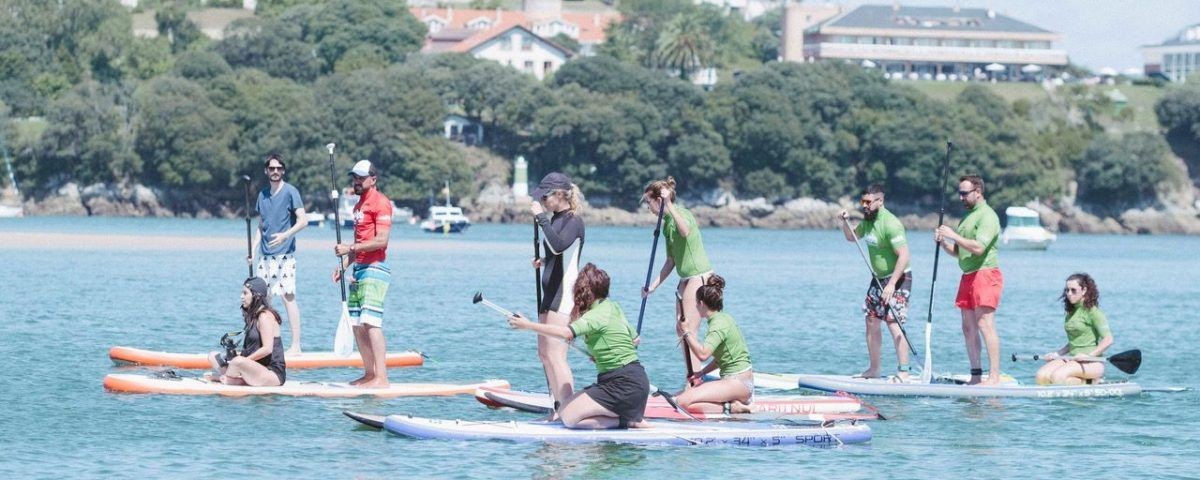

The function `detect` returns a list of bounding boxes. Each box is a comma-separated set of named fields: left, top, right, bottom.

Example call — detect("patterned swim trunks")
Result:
left=863, top=272, right=912, bottom=324
left=256, top=254, right=297, bottom=297
left=348, top=262, right=391, bottom=328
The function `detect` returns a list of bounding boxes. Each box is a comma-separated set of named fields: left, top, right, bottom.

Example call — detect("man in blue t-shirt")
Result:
left=251, top=153, right=308, bottom=355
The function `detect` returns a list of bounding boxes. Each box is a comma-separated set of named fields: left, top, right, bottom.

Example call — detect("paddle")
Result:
left=843, top=217, right=922, bottom=367
left=473, top=292, right=591, bottom=358
left=634, top=198, right=667, bottom=337
left=1011, top=349, right=1142, bottom=375
left=242, top=174, right=254, bottom=278
left=534, top=221, right=542, bottom=312
left=677, top=292, right=700, bottom=387
left=919, top=141, right=953, bottom=383
left=327, top=143, right=354, bottom=357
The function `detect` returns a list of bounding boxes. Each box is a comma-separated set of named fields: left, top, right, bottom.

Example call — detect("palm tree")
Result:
left=653, top=13, right=714, bottom=81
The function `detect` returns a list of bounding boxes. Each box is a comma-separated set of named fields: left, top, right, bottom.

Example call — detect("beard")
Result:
left=353, top=184, right=365, bottom=195
left=863, top=208, right=879, bottom=221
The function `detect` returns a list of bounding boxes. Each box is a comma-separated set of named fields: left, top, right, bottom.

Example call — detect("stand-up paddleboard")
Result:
left=103, top=373, right=508, bottom=398
left=382, top=415, right=872, bottom=447
left=706, top=371, right=802, bottom=390
left=474, top=387, right=869, bottom=420
left=344, top=411, right=386, bottom=429
left=796, top=374, right=1142, bottom=398
left=109, top=346, right=424, bottom=370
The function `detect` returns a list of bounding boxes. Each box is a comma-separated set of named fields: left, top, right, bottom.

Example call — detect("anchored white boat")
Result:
left=1001, top=206, right=1056, bottom=250
left=420, top=181, right=470, bottom=234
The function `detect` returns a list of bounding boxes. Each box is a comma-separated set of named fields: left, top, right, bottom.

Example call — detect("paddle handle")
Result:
left=635, top=198, right=667, bottom=336
left=243, top=176, right=253, bottom=278
left=327, top=143, right=347, bottom=302
left=1011, top=353, right=1102, bottom=362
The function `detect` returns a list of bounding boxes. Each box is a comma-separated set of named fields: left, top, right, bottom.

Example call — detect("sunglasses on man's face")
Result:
left=958, top=189, right=975, bottom=197
left=267, top=166, right=284, bottom=172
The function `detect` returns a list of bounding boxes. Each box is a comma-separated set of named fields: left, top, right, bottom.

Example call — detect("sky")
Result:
left=825, top=0, right=1200, bottom=71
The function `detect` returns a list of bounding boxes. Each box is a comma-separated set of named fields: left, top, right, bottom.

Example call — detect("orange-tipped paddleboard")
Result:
left=103, top=373, right=508, bottom=398
left=109, top=346, right=423, bottom=370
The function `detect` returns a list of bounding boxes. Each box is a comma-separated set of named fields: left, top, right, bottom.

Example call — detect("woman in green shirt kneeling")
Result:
left=676, top=275, right=755, bottom=413
left=1035, top=273, right=1114, bottom=385
left=509, top=263, right=650, bottom=429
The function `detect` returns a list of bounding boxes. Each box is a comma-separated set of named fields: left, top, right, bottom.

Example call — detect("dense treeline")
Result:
left=0, top=0, right=1190, bottom=214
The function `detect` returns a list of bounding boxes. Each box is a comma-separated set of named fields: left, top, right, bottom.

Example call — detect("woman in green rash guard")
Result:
left=675, top=274, right=755, bottom=413
left=508, top=263, right=651, bottom=429
left=1035, top=273, right=1114, bottom=385
left=641, top=176, right=713, bottom=378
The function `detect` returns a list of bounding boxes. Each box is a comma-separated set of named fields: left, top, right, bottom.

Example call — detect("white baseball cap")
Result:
left=348, top=160, right=376, bottom=177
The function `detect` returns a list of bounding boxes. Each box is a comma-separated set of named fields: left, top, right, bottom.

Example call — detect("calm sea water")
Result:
left=0, top=217, right=1196, bottom=479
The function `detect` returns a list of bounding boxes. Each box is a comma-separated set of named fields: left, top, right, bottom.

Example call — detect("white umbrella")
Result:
left=1021, top=64, right=1042, bottom=73
left=985, top=63, right=1006, bottom=72
left=861, top=59, right=877, bottom=68
left=1099, top=66, right=1117, bottom=76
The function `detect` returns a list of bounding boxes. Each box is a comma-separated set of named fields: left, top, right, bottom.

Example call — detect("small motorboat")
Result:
left=1001, top=206, right=1056, bottom=250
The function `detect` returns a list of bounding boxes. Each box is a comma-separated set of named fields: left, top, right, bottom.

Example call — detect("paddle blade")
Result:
left=472, top=292, right=483, bottom=304
left=1109, top=349, right=1141, bottom=374
left=333, top=304, right=355, bottom=357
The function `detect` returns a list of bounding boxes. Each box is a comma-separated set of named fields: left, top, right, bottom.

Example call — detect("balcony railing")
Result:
left=812, top=42, right=1068, bottom=65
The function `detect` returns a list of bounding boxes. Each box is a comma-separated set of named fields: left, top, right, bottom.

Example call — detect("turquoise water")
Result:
left=0, top=218, right=1196, bottom=478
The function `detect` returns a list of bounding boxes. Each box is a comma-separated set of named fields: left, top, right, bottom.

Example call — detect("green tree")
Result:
left=653, top=13, right=714, bottom=79
left=1075, top=132, right=1182, bottom=212
left=131, top=77, right=237, bottom=188
left=34, top=81, right=138, bottom=187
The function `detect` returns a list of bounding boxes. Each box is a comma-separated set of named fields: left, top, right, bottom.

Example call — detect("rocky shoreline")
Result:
left=12, top=181, right=1200, bottom=235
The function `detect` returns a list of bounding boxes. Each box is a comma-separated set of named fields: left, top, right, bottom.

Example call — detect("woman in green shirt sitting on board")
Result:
left=1035, top=273, right=1114, bottom=385
left=675, top=275, right=755, bottom=413
left=509, top=263, right=650, bottom=429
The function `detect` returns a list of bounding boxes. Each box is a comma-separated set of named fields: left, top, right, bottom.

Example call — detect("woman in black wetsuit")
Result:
left=529, top=172, right=585, bottom=414
left=208, top=277, right=287, bottom=386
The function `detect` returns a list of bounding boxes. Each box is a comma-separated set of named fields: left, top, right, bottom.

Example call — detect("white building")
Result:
left=694, top=0, right=782, bottom=20
left=1142, top=24, right=1200, bottom=83
left=783, top=4, right=1067, bottom=80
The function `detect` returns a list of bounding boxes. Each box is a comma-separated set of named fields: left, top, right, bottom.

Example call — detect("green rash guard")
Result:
left=955, top=200, right=1000, bottom=273
left=1065, top=307, right=1111, bottom=356
left=854, top=207, right=910, bottom=278
left=703, top=311, right=753, bottom=376
left=569, top=299, right=639, bottom=374
left=663, top=206, right=712, bottom=278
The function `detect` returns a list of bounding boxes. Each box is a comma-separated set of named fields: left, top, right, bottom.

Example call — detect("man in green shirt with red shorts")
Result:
left=839, top=184, right=913, bottom=381
left=935, top=175, right=1004, bottom=386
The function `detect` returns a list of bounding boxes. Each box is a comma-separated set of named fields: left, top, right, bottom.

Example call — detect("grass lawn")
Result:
left=902, top=80, right=1050, bottom=103
left=1097, top=84, right=1165, bottom=132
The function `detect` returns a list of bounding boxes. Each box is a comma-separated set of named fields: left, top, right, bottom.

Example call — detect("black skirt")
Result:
left=582, top=361, right=650, bottom=425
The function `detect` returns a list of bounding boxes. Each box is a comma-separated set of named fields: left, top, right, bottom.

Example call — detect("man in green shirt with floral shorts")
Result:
left=839, top=184, right=913, bottom=380
left=936, top=175, right=1004, bottom=386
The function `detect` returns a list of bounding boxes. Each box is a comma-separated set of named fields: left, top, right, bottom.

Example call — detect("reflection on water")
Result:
left=529, top=442, right=647, bottom=479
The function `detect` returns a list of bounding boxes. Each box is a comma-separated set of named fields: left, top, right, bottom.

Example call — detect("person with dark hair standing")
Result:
left=333, top=160, right=393, bottom=388
left=529, top=172, right=586, bottom=415
left=674, top=274, right=755, bottom=414
left=207, top=277, right=287, bottom=386
left=641, top=176, right=713, bottom=378
left=935, top=174, right=1004, bottom=385
left=251, top=153, right=307, bottom=355
left=1035, top=273, right=1114, bottom=385
left=839, top=184, right=913, bottom=380
left=507, top=264, right=650, bottom=430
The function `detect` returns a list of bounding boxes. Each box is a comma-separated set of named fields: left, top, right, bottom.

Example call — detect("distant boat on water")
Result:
left=333, top=188, right=413, bottom=229
left=1001, top=206, right=1056, bottom=250
left=420, top=181, right=470, bottom=234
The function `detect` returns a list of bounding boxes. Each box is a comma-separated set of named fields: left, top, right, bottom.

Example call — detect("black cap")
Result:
left=531, top=172, right=572, bottom=199
left=244, top=277, right=268, bottom=298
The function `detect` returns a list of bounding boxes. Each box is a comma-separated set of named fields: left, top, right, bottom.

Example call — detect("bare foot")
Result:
left=349, top=375, right=371, bottom=386
left=894, top=371, right=911, bottom=383
left=858, top=369, right=880, bottom=379
left=980, top=374, right=1002, bottom=386
left=629, top=420, right=652, bottom=428
left=966, top=374, right=982, bottom=385
left=285, top=348, right=302, bottom=356
left=359, top=378, right=390, bottom=389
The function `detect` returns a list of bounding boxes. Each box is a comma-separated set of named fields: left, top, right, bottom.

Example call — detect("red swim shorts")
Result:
left=955, top=268, right=1003, bottom=310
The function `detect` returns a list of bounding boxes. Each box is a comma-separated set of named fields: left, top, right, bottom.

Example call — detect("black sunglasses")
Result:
left=267, top=166, right=284, bottom=172
left=958, top=189, right=975, bottom=196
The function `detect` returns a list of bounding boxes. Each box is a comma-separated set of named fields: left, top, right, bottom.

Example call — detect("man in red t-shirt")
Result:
left=333, top=160, right=393, bottom=388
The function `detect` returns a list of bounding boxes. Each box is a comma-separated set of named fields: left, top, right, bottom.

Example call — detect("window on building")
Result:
left=522, top=36, right=534, bottom=51
left=913, top=38, right=935, bottom=46
left=996, top=40, right=1016, bottom=49
left=501, top=35, right=513, bottom=51
left=857, top=36, right=872, bottom=44
left=544, top=61, right=554, bottom=73
left=894, top=37, right=912, bottom=46
left=524, top=60, right=534, bottom=71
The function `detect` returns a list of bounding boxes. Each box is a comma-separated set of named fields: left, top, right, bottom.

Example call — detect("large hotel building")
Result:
left=782, top=4, right=1067, bottom=79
